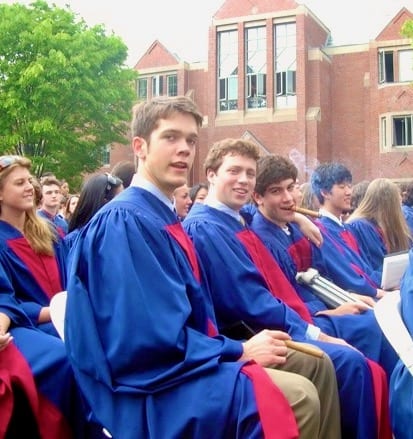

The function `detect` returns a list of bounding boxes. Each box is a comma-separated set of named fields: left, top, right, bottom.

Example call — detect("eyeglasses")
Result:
left=0, top=155, right=21, bottom=171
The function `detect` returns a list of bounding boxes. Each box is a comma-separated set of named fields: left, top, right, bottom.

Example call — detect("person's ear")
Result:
left=132, top=136, right=147, bottom=160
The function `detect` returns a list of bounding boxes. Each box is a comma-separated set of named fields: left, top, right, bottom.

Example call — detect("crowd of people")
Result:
left=0, top=95, right=412, bottom=438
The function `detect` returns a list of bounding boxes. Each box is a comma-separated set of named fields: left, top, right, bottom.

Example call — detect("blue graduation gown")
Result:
left=389, top=249, right=413, bottom=439
left=347, top=218, right=387, bottom=274
left=251, top=212, right=397, bottom=375
left=402, top=204, right=413, bottom=237
left=184, top=203, right=388, bottom=439
left=66, top=187, right=298, bottom=439
left=0, top=268, right=84, bottom=438
left=0, top=220, right=67, bottom=335
left=314, top=216, right=381, bottom=296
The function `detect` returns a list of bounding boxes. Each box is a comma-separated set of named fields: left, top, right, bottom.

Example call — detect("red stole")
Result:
left=237, top=229, right=313, bottom=323
left=8, top=237, right=62, bottom=299
left=0, top=343, right=72, bottom=438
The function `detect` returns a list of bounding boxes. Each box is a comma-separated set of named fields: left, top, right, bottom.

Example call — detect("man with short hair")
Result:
left=65, top=97, right=335, bottom=439
left=310, top=163, right=384, bottom=298
left=184, top=138, right=392, bottom=439
left=250, top=154, right=397, bottom=376
left=37, top=177, right=68, bottom=235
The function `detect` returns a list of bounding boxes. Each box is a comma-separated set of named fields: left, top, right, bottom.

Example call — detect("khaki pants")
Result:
left=265, top=348, right=341, bottom=439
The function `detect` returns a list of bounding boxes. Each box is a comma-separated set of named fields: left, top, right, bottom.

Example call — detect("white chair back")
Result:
left=374, top=290, right=413, bottom=377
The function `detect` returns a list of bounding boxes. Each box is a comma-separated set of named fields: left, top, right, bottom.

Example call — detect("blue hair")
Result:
left=311, top=163, right=352, bottom=204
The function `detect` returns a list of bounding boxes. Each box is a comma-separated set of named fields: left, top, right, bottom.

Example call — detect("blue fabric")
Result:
left=184, top=202, right=380, bottom=439
left=65, top=187, right=272, bottom=439
left=402, top=204, right=413, bottom=237
left=390, top=249, right=413, bottom=438
left=251, top=212, right=397, bottom=376
left=347, top=218, right=387, bottom=274
left=314, top=216, right=380, bottom=296
left=0, top=220, right=66, bottom=333
left=37, top=209, right=68, bottom=236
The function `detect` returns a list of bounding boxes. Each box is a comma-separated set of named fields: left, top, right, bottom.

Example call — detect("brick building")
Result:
left=111, top=0, right=413, bottom=185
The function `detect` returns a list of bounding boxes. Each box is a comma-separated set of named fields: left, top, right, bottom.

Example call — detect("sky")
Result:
left=2, top=0, right=411, bottom=67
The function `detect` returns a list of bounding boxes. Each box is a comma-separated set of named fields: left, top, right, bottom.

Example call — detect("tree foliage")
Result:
left=402, top=19, right=413, bottom=40
left=0, top=0, right=137, bottom=181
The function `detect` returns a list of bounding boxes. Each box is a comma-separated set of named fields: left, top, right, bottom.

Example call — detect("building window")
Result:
left=152, top=75, right=163, bottom=96
left=218, top=30, right=238, bottom=112
left=137, top=78, right=147, bottom=100
left=393, top=115, right=413, bottom=147
left=274, top=22, right=297, bottom=109
left=381, top=114, right=413, bottom=149
left=167, top=74, right=178, bottom=96
left=245, top=26, right=267, bottom=109
left=379, top=49, right=413, bottom=83
left=399, top=50, right=413, bottom=82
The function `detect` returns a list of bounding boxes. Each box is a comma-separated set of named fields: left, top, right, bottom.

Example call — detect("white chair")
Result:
left=49, top=291, right=113, bottom=438
left=50, top=291, right=68, bottom=341
left=374, top=290, right=413, bottom=377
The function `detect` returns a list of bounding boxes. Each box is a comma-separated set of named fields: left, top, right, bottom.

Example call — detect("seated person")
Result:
left=347, top=178, right=411, bottom=273
left=310, top=162, right=384, bottom=298
left=65, top=96, right=337, bottom=439
left=250, top=154, right=397, bottom=376
left=0, top=156, right=68, bottom=336
left=184, top=138, right=392, bottom=439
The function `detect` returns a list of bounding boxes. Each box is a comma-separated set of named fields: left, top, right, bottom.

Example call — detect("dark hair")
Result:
left=255, top=154, right=298, bottom=196
left=111, top=160, right=135, bottom=188
left=41, top=176, right=61, bottom=188
left=404, top=181, right=413, bottom=207
left=68, top=174, right=123, bottom=232
left=311, top=163, right=352, bottom=204
left=189, top=183, right=208, bottom=203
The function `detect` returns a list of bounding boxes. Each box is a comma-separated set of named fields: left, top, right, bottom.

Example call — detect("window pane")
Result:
left=399, top=50, right=413, bottom=82
left=246, top=26, right=266, bottom=109
left=137, top=79, right=147, bottom=99
left=274, top=22, right=296, bottom=108
left=218, top=30, right=238, bottom=111
left=167, top=74, right=177, bottom=96
left=393, top=116, right=413, bottom=147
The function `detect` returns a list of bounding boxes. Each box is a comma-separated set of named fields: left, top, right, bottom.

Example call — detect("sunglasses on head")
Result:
left=105, top=173, right=119, bottom=193
left=0, top=155, right=22, bottom=172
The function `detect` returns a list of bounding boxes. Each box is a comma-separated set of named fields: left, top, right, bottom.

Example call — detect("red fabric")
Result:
left=241, top=363, right=299, bottom=439
left=166, top=223, right=220, bottom=337
left=366, top=359, right=393, bottom=439
left=237, top=230, right=313, bottom=323
left=8, top=237, right=62, bottom=299
left=166, top=223, right=201, bottom=282
left=0, top=343, right=72, bottom=438
left=340, top=230, right=360, bottom=254
left=288, top=237, right=313, bottom=272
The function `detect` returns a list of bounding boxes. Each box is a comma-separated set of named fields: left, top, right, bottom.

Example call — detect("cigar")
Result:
left=291, top=205, right=321, bottom=219
left=285, top=340, right=324, bottom=358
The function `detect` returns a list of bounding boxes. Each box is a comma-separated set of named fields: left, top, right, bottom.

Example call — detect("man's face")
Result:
left=208, top=153, right=256, bottom=211
left=134, top=113, right=198, bottom=198
left=323, top=182, right=352, bottom=216
left=254, top=178, right=296, bottom=227
left=41, top=184, right=61, bottom=211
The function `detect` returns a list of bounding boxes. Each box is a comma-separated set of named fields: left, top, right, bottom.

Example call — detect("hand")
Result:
left=318, top=331, right=353, bottom=349
left=375, top=289, right=387, bottom=299
left=293, top=213, right=323, bottom=247
left=316, top=301, right=369, bottom=316
left=0, top=331, right=12, bottom=352
left=349, top=293, right=376, bottom=307
left=240, top=329, right=291, bottom=367
left=38, top=306, right=51, bottom=323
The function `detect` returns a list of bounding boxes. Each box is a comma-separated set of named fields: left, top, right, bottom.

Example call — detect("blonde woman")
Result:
left=347, top=178, right=411, bottom=273
left=0, top=155, right=87, bottom=436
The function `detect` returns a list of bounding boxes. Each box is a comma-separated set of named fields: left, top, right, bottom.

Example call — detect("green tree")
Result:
left=0, top=0, right=137, bottom=181
left=402, top=19, right=413, bottom=39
